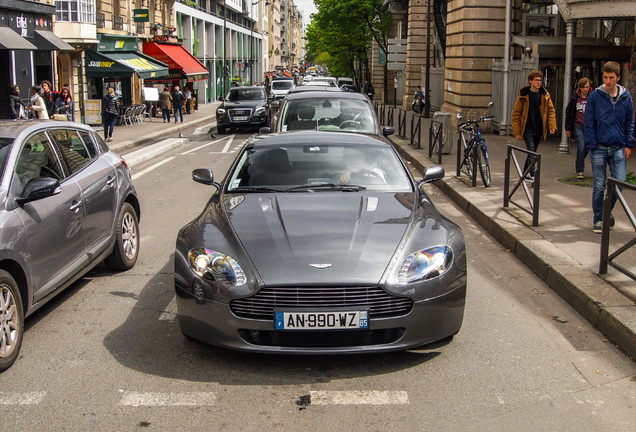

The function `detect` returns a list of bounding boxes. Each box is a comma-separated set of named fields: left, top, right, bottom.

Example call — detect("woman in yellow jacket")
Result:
left=512, top=70, right=557, bottom=181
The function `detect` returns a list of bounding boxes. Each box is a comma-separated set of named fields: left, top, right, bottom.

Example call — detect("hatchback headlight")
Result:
left=398, top=246, right=453, bottom=284
left=217, top=108, right=226, bottom=114
left=189, top=248, right=246, bottom=286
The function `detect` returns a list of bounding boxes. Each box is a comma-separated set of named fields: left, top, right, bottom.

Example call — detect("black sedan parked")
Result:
left=0, top=120, right=140, bottom=372
left=216, top=86, right=274, bottom=134
left=174, top=131, right=466, bottom=354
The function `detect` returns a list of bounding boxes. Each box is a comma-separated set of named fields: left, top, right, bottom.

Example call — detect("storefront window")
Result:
left=55, top=0, right=95, bottom=23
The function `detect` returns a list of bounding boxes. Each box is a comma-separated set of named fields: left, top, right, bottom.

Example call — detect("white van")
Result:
left=337, top=77, right=354, bottom=87
left=271, top=78, right=295, bottom=99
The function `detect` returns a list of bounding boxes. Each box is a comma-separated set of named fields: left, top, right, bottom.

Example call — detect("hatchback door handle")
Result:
left=70, top=200, right=82, bottom=213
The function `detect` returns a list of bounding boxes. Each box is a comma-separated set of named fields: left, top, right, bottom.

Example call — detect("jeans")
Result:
left=104, top=113, right=117, bottom=140
left=162, top=109, right=170, bottom=122
left=174, top=106, right=183, bottom=123
left=573, top=124, right=588, bottom=173
left=590, top=146, right=626, bottom=223
left=523, top=130, right=541, bottom=177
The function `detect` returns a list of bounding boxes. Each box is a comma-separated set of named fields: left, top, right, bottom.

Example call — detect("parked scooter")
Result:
left=412, top=90, right=425, bottom=113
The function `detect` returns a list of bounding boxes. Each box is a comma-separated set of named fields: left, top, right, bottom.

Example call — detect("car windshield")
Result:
left=226, top=88, right=265, bottom=102
left=0, top=137, right=14, bottom=179
left=272, top=81, right=293, bottom=90
left=279, top=98, right=376, bottom=133
left=226, top=144, right=412, bottom=192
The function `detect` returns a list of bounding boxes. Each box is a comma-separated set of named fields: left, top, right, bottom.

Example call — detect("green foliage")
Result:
left=304, top=0, right=391, bottom=81
left=626, top=171, right=636, bottom=185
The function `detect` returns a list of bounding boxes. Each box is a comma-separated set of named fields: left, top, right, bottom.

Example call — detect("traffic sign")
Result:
left=388, top=53, right=407, bottom=62
left=388, top=38, right=407, bottom=44
left=388, top=44, right=407, bottom=53
left=388, top=62, right=406, bottom=71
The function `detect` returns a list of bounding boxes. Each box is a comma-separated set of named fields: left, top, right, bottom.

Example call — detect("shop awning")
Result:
left=34, top=30, right=74, bottom=51
left=143, top=42, right=209, bottom=81
left=0, top=27, right=37, bottom=50
left=85, top=50, right=169, bottom=79
left=511, top=35, right=631, bottom=61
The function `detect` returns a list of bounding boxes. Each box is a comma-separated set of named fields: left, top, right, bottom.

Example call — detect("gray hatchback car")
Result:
left=0, top=120, right=140, bottom=372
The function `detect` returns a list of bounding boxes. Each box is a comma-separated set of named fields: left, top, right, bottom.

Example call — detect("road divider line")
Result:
left=132, top=157, right=175, bottom=181
left=123, top=138, right=187, bottom=168
left=0, top=392, right=46, bottom=405
left=120, top=391, right=216, bottom=406
left=309, top=391, right=409, bottom=405
left=180, top=136, right=229, bottom=155
left=221, top=135, right=235, bottom=153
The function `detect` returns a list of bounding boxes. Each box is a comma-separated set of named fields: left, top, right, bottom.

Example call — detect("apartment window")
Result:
left=55, top=0, right=95, bottom=23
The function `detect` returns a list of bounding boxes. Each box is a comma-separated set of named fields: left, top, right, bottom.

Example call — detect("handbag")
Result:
left=52, top=114, right=68, bottom=121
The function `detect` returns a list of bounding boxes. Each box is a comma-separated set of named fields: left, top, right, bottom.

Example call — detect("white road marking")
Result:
left=221, top=135, right=235, bottom=153
left=0, top=392, right=46, bottom=405
left=179, top=136, right=230, bottom=155
left=124, top=138, right=186, bottom=167
left=193, top=123, right=216, bottom=135
left=120, top=392, right=217, bottom=407
left=131, top=157, right=175, bottom=180
left=158, top=297, right=177, bottom=321
left=309, top=391, right=409, bottom=405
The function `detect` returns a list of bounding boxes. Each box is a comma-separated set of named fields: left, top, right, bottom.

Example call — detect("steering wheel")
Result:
left=340, top=120, right=361, bottom=129
left=40, top=166, right=61, bottom=180
left=349, top=169, right=384, bottom=184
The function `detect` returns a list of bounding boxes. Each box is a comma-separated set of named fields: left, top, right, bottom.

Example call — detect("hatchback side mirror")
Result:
left=192, top=168, right=220, bottom=189
left=16, top=177, right=60, bottom=205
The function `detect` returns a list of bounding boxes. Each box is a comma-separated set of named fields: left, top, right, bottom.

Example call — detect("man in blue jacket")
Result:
left=584, top=61, right=634, bottom=233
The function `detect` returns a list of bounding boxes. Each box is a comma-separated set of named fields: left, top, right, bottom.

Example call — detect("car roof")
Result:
left=0, top=119, right=95, bottom=139
left=231, top=86, right=266, bottom=90
left=287, top=86, right=342, bottom=94
left=285, top=90, right=369, bottom=101
left=251, top=130, right=390, bottom=148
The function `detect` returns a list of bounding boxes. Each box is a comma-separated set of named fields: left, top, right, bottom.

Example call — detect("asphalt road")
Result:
left=1, top=125, right=634, bottom=431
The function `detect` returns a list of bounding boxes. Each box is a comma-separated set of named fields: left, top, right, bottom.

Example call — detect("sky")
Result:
left=293, top=0, right=317, bottom=28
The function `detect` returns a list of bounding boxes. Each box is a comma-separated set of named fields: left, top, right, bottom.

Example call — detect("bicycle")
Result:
left=456, top=102, right=493, bottom=187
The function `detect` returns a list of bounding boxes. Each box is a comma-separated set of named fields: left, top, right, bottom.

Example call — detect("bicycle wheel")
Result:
left=476, top=141, right=491, bottom=187
left=463, top=142, right=474, bottom=178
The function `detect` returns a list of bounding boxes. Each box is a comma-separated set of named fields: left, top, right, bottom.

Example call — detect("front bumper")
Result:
left=175, top=282, right=466, bottom=354
left=216, top=114, right=268, bottom=129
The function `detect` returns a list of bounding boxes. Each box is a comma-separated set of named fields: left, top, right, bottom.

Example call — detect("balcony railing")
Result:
left=96, top=12, right=105, bottom=29
left=113, top=15, right=124, bottom=31
left=136, top=22, right=145, bottom=34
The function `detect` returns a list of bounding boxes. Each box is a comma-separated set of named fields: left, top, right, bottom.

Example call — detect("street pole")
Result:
left=424, top=0, right=431, bottom=118
left=223, top=6, right=227, bottom=98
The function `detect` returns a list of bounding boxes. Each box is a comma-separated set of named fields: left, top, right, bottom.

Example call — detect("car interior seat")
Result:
left=289, top=105, right=316, bottom=131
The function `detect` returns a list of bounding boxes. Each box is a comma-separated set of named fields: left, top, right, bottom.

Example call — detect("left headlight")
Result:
left=189, top=248, right=246, bottom=286
left=217, top=108, right=226, bottom=114
left=397, top=246, right=453, bottom=284
left=254, top=107, right=266, bottom=115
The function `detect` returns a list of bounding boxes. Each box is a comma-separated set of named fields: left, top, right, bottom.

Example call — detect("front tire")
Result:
left=476, top=142, right=491, bottom=187
left=105, top=202, right=139, bottom=270
left=0, top=271, right=24, bottom=372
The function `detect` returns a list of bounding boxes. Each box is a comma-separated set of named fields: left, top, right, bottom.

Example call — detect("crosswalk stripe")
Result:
left=309, top=391, right=409, bottom=405
left=0, top=392, right=46, bottom=405
left=120, top=392, right=217, bottom=407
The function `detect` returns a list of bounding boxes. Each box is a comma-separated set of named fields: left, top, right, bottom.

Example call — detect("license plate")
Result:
left=232, top=116, right=249, bottom=121
left=275, top=310, right=369, bottom=330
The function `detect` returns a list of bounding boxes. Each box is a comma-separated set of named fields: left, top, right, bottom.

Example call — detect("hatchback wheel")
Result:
left=0, top=271, right=23, bottom=372
left=105, top=202, right=139, bottom=270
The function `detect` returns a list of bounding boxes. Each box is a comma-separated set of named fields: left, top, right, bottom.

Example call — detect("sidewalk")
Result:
left=388, top=120, right=636, bottom=360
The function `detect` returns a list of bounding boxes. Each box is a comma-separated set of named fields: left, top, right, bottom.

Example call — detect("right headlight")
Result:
left=397, top=246, right=453, bottom=284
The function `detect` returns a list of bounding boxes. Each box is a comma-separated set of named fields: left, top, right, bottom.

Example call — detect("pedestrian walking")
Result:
left=54, top=87, right=74, bottom=121
left=511, top=70, right=557, bottom=182
left=102, top=87, right=119, bottom=142
left=8, top=85, right=26, bottom=120
left=40, top=80, right=60, bottom=118
left=159, top=87, right=173, bottom=123
left=184, top=86, right=192, bottom=114
left=28, top=85, right=48, bottom=119
left=565, top=77, right=592, bottom=179
left=364, top=82, right=375, bottom=101
left=172, top=85, right=184, bottom=123
left=584, top=61, right=634, bottom=233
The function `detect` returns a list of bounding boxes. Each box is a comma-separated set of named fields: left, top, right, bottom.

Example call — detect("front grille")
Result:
left=238, top=328, right=405, bottom=347
left=230, top=286, right=413, bottom=320
left=229, top=108, right=252, bottom=117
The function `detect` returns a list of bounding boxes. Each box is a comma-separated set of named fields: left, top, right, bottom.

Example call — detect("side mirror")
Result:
left=383, top=126, right=395, bottom=137
left=192, top=168, right=220, bottom=188
left=417, top=166, right=445, bottom=186
left=16, top=177, right=60, bottom=205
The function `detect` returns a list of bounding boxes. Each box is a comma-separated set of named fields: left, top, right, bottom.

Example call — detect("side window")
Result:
left=50, top=129, right=91, bottom=174
left=14, top=132, right=64, bottom=193
left=78, top=131, right=97, bottom=158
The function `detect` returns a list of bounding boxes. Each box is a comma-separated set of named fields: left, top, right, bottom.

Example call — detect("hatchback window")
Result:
left=13, top=132, right=64, bottom=193
left=0, top=137, right=13, bottom=179
left=50, top=129, right=92, bottom=174
left=280, top=99, right=375, bottom=133
left=78, top=131, right=97, bottom=158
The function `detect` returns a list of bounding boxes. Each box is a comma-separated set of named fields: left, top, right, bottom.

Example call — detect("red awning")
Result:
left=142, top=42, right=209, bottom=81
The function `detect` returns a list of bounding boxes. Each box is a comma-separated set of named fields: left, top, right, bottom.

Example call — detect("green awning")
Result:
left=85, top=50, right=168, bottom=79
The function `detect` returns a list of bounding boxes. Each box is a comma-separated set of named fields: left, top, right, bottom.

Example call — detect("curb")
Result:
left=390, top=135, right=636, bottom=360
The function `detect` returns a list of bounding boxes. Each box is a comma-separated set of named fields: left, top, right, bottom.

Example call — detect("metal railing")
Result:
left=411, top=112, right=423, bottom=148
left=503, top=145, right=541, bottom=226
left=96, top=12, right=105, bottom=29
left=429, top=118, right=444, bottom=164
left=599, top=178, right=636, bottom=280
left=398, top=108, right=407, bottom=137
left=387, top=106, right=394, bottom=127
left=113, top=15, right=124, bottom=31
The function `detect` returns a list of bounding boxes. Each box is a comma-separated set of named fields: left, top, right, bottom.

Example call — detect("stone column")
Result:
left=403, top=0, right=429, bottom=110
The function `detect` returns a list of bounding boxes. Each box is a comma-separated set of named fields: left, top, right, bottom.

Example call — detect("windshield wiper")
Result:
left=286, top=183, right=366, bottom=192
left=229, top=186, right=281, bottom=193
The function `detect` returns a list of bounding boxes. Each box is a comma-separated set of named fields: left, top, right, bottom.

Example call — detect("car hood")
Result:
left=225, top=192, right=415, bottom=285
left=222, top=100, right=266, bottom=109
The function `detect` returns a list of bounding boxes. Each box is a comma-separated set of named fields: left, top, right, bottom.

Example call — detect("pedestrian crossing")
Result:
left=0, top=390, right=410, bottom=408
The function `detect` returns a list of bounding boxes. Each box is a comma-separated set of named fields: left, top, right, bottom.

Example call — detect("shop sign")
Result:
left=85, top=100, right=102, bottom=125
left=151, top=35, right=179, bottom=44
left=88, top=60, right=115, bottom=68
left=133, top=9, right=150, bottom=22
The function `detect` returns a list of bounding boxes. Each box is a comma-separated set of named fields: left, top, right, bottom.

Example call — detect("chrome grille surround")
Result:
left=230, top=286, right=413, bottom=320
left=228, top=108, right=252, bottom=118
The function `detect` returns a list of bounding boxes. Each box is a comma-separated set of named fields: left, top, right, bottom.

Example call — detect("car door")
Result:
left=49, top=128, right=117, bottom=256
left=10, top=131, right=86, bottom=303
